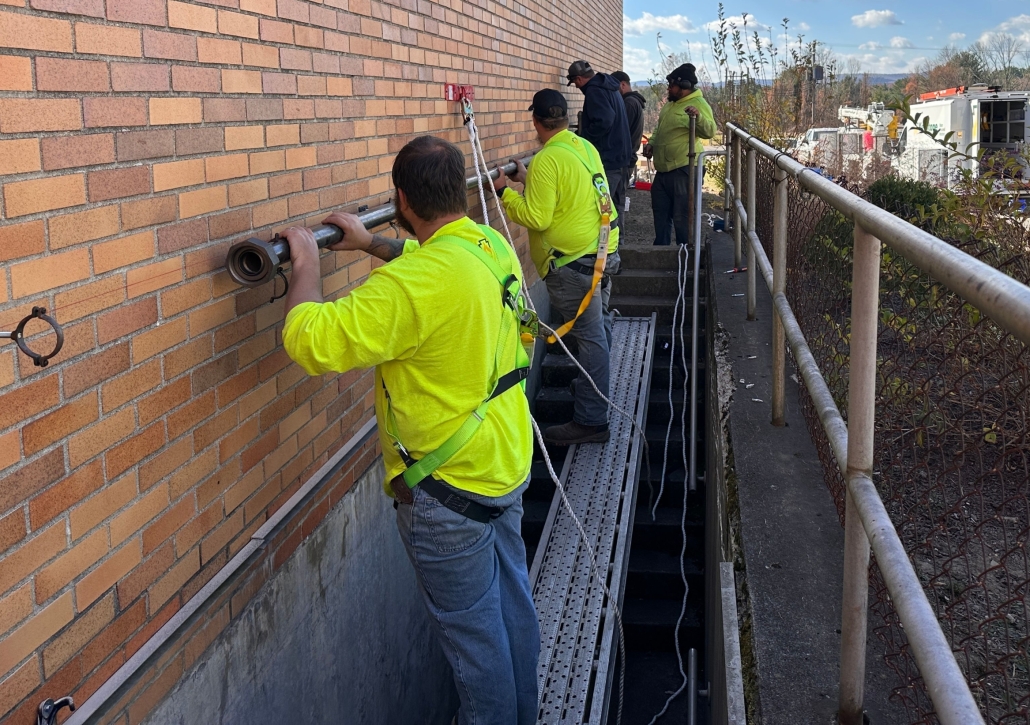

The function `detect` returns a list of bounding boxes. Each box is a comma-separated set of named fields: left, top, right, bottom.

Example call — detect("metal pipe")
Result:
left=732, top=135, right=743, bottom=268
left=745, top=147, right=756, bottom=321
left=225, top=154, right=536, bottom=287
left=771, top=167, right=788, bottom=426
left=687, top=115, right=697, bottom=244
left=689, top=150, right=712, bottom=494
left=722, top=124, right=733, bottom=232
left=838, top=222, right=879, bottom=725
left=727, top=123, right=1030, bottom=347
left=688, top=648, right=698, bottom=725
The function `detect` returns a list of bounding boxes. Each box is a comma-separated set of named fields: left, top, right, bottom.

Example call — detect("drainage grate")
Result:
left=531, top=316, right=657, bottom=724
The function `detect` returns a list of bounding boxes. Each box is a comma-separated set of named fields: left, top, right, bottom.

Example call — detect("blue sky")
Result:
left=621, top=2, right=1030, bottom=80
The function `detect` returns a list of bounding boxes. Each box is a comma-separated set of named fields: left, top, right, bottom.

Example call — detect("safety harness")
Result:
left=544, top=141, right=613, bottom=344
left=382, top=227, right=537, bottom=523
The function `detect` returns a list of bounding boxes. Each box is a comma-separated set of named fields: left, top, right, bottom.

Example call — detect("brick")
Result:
left=42, top=593, right=114, bottom=677
left=105, top=423, right=165, bottom=479
left=158, top=218, right=208, bottom=254
left=225, top=126, right=264, bottom=151
left=0, top=375, right=58, bottom=433
left=67, top=408, right=134, bottom=470
left=209, top=207, right=251, bottom=239
left=93, top=232, right=155, bottom=275
left=0, top=99, right=80, bottom=133
left=172, top=65, right=220, bottom=93
left=222, top=69, right=262, bottom=94
left=261, top=71, right=296, bottom=95
left=0, top=221, right=44, bottom=263
left=228, top=178, right=267, bottom=207
left=110, top=483, right=168, bottom=545
left=0, top=509, right=26, bottom=554
left=107, top=0, right=165, bottom=25
left=167, top=391, right=215, bottom=440
left=327, top=77, right=352, bottom=96
left=111, top=62, right=168, bottom=92
left=218, top=10, right=259, bottom=38
left=55, top=277, right=123, bottom=324
left=150, top=98, right=201, bottom=126
left=143, top=29, right=196, bottom=61
left=35, top=57, right=108, bottom=92
left=78, top=539, right=141, bottom=609
left=0, top=139, right=39, bottom=177
left=286, top=147, right=317, bottom=169
left=280, top=47, right=312, bottom=71
left=67, top=470, right=133, bottom=539
left=89, top=166, right=150, bottom=203
left=251, top=198, right=287, bottom=226
left=276, top=0, right=307, bottom=22
left=193, top=353, right=236, bottom=393
left=206, top=154, right=249, bottom=183
left=0, top=525, right=65, bottom=596
left=150, top=545, right=199, bottom=609
left=153, top=159, right=205, bottom=192
left=116, top=540, right=172, bottom=605
left=294, top=25, right=323, bottom=49
left=282, top=98, right=314, bottom=120
left=142, top=495, right=193, bottom=555
left=0, top=55, right=32, bottom=91
left=258, top=18, right=291, bottom=43
left=41, top=135, right=113, bottom=172
left=268, top=172, right=300, bottom=197
left=246, top=98, right=282, bottom=121
left=179, top=186, right=228, bottom=218
left=162, top=278, right=211, bottom=318
left=219, top=415, right=257, bottom=461
left=11, top=247, right=89, bottom=297
left=122, top=196, right=177, bottom=230
left=0, top=11, right=72, bottom=52
left=170, top=449, right=217, bottom=500
left=5, top=173, right=85, bottom=219
left=197, top=37, right=242, bottom=65
left=102, top=360, right=160, bottom=413
left=176, top=127, right=224, bottom=156
left=83, top=97, right=148, bottom=128
left=29, top=460, right=103, bottom=530
left=0, top=592, right=72, bottom=677
left=76, top=22, right=141, bottom=56
left=97, top=298, right=158, bottom=345
left=240, top=0, right=275, bottom=15
left=0, top=659, right=39, bottom=721
left=0, top=585, right=32, bottom=639
left=116, top=129, right=175, bottom=162
left=140, top=439, right=192, bottom=491
left=242, top=42, right=279, bottom=68
left=0, top=430, right=19, bottom=475
left=249, top=150, right=285, bottom=174
left=28, top=0, right=101, bottom=15
left=23, top=392, right=99, bottom=457
left=265, top=124, right=300, bottom=146
left=200, top=509, right=242, bottom=563
left=80, top=596, right=145, bottom=673
left=297, top=75, right=327, bottom=96
left=168, top=0, right=216, bottom=32
left=48, top=206, right=119, bottom=250
left=138, top=376, right=191, bottom=426
left=132, top=316, right=187, bottom=362
left=35, top=528, right=107, bottom=603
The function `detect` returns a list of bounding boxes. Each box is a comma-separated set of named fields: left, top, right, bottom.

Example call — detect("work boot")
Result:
left=543, top=421, right=610, bottom=446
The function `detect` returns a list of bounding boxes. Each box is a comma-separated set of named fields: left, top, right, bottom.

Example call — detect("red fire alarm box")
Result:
left=444, top=84, right=475, bottom=101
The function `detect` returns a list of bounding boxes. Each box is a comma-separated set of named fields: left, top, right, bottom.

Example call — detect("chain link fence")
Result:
left=748, top=151, right=1030, bottom=723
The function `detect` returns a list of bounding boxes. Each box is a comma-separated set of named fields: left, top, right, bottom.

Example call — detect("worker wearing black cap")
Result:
left=494, top=88, right=621, bottom=447
left=567, top=60, right=634, bottom=230
left=643, top=63, right=716, bottom=246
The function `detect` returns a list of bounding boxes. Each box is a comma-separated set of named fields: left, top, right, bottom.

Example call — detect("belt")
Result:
left=391, top=475, right=506, bottom=524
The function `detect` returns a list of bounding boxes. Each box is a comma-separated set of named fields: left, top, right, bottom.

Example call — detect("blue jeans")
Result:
left=396, top=479, right=539, bottom=725
left=546, top=260, right=613, bottom=427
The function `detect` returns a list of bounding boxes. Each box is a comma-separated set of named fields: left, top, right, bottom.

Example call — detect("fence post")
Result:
left=838, top=222, right=881, bottom=725
left=771, top=165, right=788, bottom=426
left=746, top=146, right=756, bottom=321
left=732, top=134, right=742, bottom=268
left=723, top=124, right=733, bottom=233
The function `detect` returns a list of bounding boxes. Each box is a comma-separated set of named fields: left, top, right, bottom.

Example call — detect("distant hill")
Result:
left=631, top=73, right=909, bottom=88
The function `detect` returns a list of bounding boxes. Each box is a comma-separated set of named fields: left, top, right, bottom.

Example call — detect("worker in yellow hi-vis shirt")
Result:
left=494, top=88, right=619, bottom=447
left=280, top=136, right=539, bottom=725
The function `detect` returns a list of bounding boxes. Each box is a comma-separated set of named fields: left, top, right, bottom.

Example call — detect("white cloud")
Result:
left=995, top=14, right=1030, bottom=44
left=851, top=10, right=902, bottom=29
left=624, top=12, right=696, bottom=36
left=859, top=41, right=882, bottom=50
left=797, top=22, right=811, bottom=31
left=842, top=50, right=923, bottom=74
left=948, top=32, right=966, bottom=42
left=702, top=15, right=771, bottom=33
left=622, top=46, right=659, bottom=80
left=890, top=36, right=914, bottom=49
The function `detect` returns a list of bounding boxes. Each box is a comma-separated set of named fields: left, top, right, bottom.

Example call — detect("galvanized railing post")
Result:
left=732, top=134, right=742, bottom=268
left=723, top=124, right=733, bottom=233
left=745, top=146, right=756, bottom=321
left=838, top=222, right=880, bottom=725
left=771, top=166, right=788, bottom=425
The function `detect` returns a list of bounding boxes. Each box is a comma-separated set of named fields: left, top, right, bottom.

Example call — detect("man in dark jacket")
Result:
left=567, top=60, right=634, bottom=227
left=613, top=70, right=646, bottom=185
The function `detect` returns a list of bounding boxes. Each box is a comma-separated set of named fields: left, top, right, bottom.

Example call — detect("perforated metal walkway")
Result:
left=529, top=315, right=657, bottom=725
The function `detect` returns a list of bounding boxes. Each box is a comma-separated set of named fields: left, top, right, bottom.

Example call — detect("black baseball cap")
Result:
left=528, top=89, right=568, bottom=119
left=566, top=60, right=592, bottom=84
left=612, top=71, right=630, bottom=84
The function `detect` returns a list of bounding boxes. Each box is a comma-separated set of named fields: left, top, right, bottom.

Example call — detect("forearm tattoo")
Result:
left=366, top=233, right=406, bottom=261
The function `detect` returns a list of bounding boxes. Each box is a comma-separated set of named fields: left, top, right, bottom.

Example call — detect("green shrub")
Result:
left=866, top=176, right=941, bottom=229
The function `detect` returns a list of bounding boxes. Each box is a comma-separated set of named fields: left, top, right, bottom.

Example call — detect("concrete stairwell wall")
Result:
left=0, top=0, right=621, bottom=721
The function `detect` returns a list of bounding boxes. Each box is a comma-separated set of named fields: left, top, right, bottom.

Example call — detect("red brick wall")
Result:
left=0, top=0, right=622, bottom=721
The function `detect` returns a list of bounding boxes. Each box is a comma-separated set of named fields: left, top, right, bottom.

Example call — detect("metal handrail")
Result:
left=724, top=121, right=991, bottom=725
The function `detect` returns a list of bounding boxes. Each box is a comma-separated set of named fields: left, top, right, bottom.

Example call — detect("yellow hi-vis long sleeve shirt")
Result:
left=500, top=129, right=620, bottom=279
left=649, top=90, right=717, bottom=173
left=282, top=217, right=532, bottom=498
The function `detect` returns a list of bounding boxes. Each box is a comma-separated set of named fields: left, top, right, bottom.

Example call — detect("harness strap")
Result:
left=546, top=140, right=612, bottom=344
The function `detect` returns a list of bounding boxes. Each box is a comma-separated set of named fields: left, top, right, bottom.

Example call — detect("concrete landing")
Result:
left=708, top=230, right=907, bottom=724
